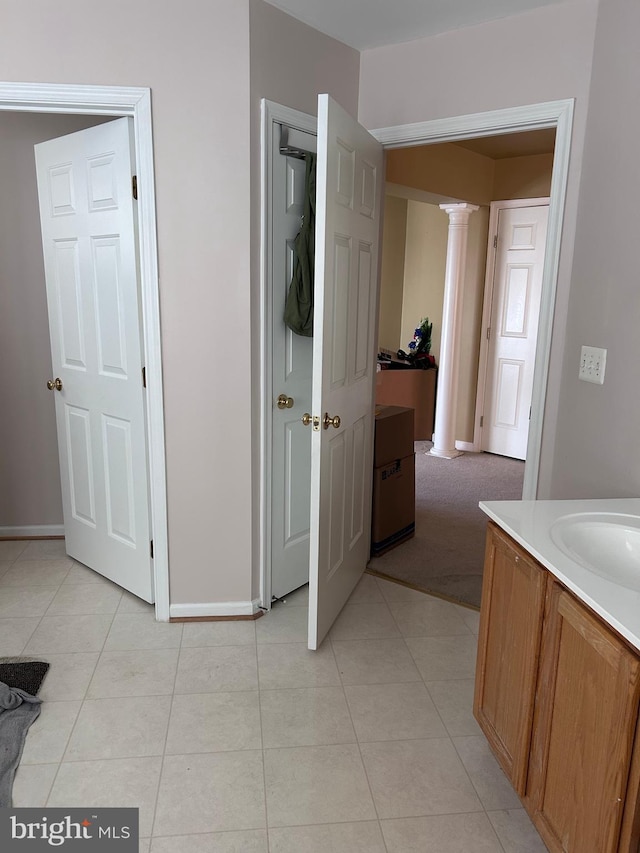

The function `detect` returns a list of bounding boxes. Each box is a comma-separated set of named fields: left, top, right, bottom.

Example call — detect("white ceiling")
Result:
left=263, top=0, right=565, bottom=50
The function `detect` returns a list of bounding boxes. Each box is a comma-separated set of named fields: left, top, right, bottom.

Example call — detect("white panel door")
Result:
left=483, top=203, right=549, bottom=460
left=271, top=124, right=316, bottom=600
left=35, top=117, right=153, bottom=602
left=308, top=95, right=383, bottom=649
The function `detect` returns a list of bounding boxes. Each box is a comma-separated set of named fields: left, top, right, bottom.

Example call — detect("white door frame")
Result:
left=0, top=81, right=169, bottom=621
left=371, top=99, right=574, bottom=500
left=259, top=99, right=317, bottom=610
left=474, top=197, right=550, bottom=455
left=259, top=98, right=573, bottom=604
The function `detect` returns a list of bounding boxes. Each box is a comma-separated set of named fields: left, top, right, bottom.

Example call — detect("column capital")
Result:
left=439, top=202, right=480, bottom=224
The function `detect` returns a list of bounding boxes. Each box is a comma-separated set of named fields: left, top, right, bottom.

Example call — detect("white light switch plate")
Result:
left=579, top=345, right=607, bottom=384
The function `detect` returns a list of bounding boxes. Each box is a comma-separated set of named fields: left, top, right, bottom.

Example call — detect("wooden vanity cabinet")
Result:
left=474, top=522, right=547, bottom=794
left=475, top=521, right=640, bottom=853
left=526, top=581, right=640, bottom=853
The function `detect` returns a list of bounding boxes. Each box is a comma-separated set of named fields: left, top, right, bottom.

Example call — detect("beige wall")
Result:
left=0, top=0, right=607, bottom=605
left=359, top=1, right=598, bottom=128
left=248, top=0, right=360, bottom=598
left=387, top=144, right=495, bottom=206
left=380, top=197, right=482, bottom=442
left=550, top=0, right=640, bottom=498
left=360, top=0, right=599, bottom=494
left=400, top=202, right=448, bottom=360
left=249, top=0, right=359, bottom=119
left=0, top=0, right=360, bottom=606
left=0, top=112, right=110, bottom=529
left=397, top=202, right=488, bottom=444
left=457, top=206, right=490, bottom=442
left=1, top=0, right=253, bottom=605
left=382, top=146, right=549, bottom=443
left=493, top=153, right=554, bottom=200
left=378, top=195, right=408, bottom=352
left=390, top=144, right=553, bottom=206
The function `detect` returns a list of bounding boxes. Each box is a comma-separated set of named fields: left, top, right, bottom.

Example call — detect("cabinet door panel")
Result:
left=474, top=523, right=547, bottom=793
left=527, top=583, right=640, bottom=853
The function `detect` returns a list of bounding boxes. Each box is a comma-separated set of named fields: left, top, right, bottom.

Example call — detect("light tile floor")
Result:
left=1, top=539, right=547, bottom=852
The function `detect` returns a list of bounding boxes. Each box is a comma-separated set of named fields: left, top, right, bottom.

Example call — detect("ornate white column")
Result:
left=430, top=203, right=479, bottom=459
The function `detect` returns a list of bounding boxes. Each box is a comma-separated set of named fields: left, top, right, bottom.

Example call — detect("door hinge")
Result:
left=493, top=234, right=498, bottom=249
left=150, top=539, right=154, bottom=559
left=142, top=366, right=147, bottom=388
left=132, top=175, right=138, bottom=200
left=486, top=327, right=491, bottom=341
left=529, top=406, right=532, bottom=420
left=480, top=415, right=484, bottom=428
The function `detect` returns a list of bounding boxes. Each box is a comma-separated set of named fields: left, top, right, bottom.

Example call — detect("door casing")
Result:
left=259, top=98, right=574, bottom=609
left=371, top=99, right=574, bottom=501
left=269, top=121, right=317, bottom=602
left=0, top=81, right=169, bottom=621
left=260, top=100, right=318, bottom=611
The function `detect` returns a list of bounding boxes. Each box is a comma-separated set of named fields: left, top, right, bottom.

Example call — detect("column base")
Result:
left=429, top=447, right=464, bottom=459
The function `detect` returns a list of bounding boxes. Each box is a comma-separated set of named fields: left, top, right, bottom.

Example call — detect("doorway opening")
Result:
left=370, top=132, right=556, bottom=606
left=0, top=82, right=169, bottom=621
left=372, top=100, right=573, bottom=499
left=259, top=97, right=574, bottom=619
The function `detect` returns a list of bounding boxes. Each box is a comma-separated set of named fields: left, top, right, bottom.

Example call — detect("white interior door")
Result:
left=271, top=124, right=316, bottom=600
left=35, top=117, right=154, bottom=602
left=308, top=95, right=383, bottom=649
left=482, top=202, right=549, bottom=460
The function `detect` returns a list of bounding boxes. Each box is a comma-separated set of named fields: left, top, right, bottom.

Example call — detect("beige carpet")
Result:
left=367, top=441, right=525, bottom=609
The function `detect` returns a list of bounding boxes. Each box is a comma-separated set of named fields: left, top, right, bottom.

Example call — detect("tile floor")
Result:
left=0, top=539, right=547, bottom=852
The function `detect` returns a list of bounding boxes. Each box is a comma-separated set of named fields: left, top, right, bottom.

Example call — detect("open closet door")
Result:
left=307, top=95, right=383, bottom=649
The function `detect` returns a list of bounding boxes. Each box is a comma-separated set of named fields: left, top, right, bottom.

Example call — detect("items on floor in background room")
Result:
left=369, top=443, right=524, bottom=608
left=398, top=316, right=436, bottom=369
left=371, top=407, right=415, bottom=557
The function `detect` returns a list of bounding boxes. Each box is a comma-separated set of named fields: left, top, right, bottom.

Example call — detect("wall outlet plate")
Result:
left=579, top=345, right=607, bottom=384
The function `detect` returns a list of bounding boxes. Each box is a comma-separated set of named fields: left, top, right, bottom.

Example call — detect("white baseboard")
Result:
left=0, top=524, right=64, bottom=538
left=169, top=598, right=262, bottom=620
left=455, top=441, right=481, bottom=453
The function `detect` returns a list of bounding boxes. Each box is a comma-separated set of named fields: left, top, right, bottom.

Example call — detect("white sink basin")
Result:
left=550, top=512, right=640, bottom=591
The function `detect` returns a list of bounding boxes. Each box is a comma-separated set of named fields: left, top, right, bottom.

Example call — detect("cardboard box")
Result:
left=375, top=369, right=436, bottom=440
left=373, top=406, right=414, bottom=467
left=371, top=453, right=415, bottom=557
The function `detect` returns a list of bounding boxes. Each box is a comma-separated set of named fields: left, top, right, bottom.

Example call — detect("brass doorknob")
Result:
left=47, top=378, right=63, bottom=391
left=277, top=394, right=294, bottom=409
left=301, top=413, right=313, bottom=426
left=323, top=412, right=341, bottom=430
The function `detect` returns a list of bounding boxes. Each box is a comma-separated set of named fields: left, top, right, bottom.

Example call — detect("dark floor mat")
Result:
left=0, top=661, right=50, bottom=696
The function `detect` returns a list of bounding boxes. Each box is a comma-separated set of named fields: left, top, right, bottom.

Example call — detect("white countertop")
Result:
left=480, top=498, right=640, bottom=652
